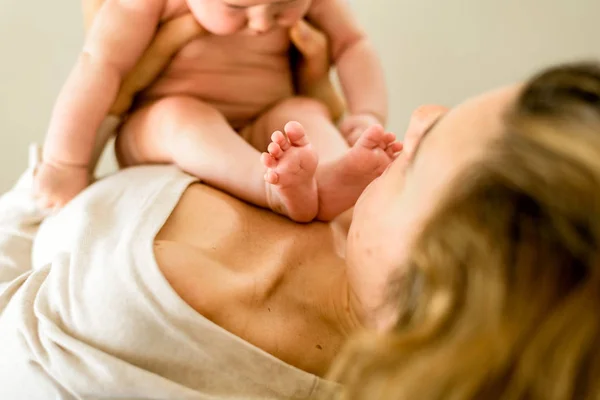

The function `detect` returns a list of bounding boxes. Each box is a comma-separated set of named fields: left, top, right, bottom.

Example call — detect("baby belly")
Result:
left=138, top=34, right=295, bottom=129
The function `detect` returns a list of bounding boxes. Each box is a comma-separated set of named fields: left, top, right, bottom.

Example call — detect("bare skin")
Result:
left=154, top=181, right=353, bottom=376
left=149, top=114, right=417, bottom=376
left=152, top=127, right=390, bottom=376
left=36, top=0, right=392, bottom=222
left=151, top=88, right=518, bottom=378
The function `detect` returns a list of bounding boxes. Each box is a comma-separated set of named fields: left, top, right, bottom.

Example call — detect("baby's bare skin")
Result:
left=37, top=0, right=395, bottom=221
left=138, top=19, right=295, bottom=129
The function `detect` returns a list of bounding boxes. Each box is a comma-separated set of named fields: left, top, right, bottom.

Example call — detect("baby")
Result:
left=35, top=0, right=399, bottom=222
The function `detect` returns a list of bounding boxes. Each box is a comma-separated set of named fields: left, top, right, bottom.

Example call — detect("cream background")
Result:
left=0, top=0, right=598, bottom=191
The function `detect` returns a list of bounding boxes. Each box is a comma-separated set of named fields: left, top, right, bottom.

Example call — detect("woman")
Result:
left=2, top=12, right=598, bottom=400
left=331, top=62, right=600, bottom=399
left=4, top=61, right=598, bottom=399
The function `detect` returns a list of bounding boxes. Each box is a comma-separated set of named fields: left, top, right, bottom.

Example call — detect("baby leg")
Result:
left=248, top=97, right=401, bottom=221
left=116, top=96, right=317, bottom=221
left=245, top=97, right=349, bottom=161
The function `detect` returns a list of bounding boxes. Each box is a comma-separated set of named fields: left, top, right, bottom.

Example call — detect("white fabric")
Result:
left=0, top=151, right=340, bottom=399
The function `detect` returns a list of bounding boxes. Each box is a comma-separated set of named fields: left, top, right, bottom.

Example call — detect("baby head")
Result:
left=187, top=0, right=312, bottom=35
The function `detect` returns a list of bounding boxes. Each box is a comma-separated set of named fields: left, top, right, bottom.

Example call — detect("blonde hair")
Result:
left=330, top=62, right=600, bottom=400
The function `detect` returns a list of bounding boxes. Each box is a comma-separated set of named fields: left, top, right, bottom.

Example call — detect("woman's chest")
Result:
left=153, top=238, right=344, bottom=376
left=153, top=187, right=348, bottom=375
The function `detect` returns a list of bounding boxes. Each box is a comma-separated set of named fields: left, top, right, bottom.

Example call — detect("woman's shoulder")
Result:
left=32, top=165, right=196, bottom=268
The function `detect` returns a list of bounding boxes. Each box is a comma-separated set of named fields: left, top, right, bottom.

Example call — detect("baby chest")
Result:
left=173, top=28, right=292, bottom=71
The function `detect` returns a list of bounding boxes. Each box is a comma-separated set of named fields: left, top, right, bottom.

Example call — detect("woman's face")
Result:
left=347, top=85, right=521, bottom=323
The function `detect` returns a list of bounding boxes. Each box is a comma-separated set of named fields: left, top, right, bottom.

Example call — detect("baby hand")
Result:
left=34, top=161, right=90, bottom=209
left=339, top=113, right=383, bottom=146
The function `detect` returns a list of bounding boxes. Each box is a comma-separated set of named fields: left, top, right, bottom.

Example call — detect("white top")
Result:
left=0, top=161, right=340, bottom=399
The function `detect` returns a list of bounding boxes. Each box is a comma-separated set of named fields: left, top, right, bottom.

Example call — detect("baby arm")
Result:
left=82, top=0, right=105, bottom=33
left=83, top=0, right=206, bottom=117
left=36, top=0, right=165, bottom=208
left=307, top=0, right=388, bottom=144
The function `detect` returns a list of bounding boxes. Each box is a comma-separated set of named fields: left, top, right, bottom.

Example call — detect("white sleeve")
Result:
left=0, top=144, right=48, bottom=293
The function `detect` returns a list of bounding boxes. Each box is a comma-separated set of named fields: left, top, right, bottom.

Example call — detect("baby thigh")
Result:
left=116, top=96, right=269, bottom=207
left=244, top=97, right=349, bottom=163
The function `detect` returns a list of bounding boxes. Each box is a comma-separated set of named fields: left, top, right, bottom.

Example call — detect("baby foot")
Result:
left=317, top=125, right=402, bottom=221
left=260, top=121, right=319, bottom=222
